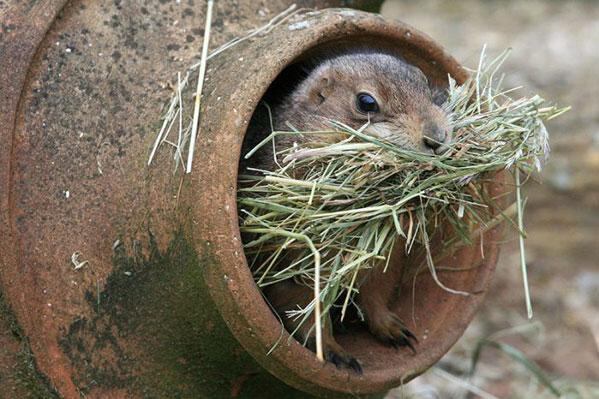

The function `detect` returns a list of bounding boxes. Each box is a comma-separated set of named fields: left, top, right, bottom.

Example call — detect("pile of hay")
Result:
left=238, top=49, right=568, bottom=358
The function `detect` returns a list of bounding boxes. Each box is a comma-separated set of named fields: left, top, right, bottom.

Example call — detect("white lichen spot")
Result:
left=71, top=251, right=89, bottom=270
left=288, top=21, right=310, bottom=31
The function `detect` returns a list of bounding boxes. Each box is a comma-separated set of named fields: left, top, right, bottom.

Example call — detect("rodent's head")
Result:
left=283, top=51, right=451, bottom=153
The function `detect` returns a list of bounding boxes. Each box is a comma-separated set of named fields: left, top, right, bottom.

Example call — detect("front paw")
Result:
left=325, top=346, right=363, bottom=374
left=368, top=310, right=418, bottom=353
left=307, top=336, right=363, bottom=374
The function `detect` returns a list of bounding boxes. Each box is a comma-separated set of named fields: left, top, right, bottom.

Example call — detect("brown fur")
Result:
left=243, top=51, right=451, bottom=372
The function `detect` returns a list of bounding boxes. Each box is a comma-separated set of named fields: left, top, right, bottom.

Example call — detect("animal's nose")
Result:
left=422, top=122, right=448, bottom=153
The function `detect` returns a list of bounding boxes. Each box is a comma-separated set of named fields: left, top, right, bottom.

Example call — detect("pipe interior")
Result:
left=238, top=36, right=478, bottom=372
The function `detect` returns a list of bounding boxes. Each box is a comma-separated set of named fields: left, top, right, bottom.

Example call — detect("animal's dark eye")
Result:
left=356, top=92, right=379, bottom=114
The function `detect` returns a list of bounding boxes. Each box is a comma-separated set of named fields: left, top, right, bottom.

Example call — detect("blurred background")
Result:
left=380, top=1, right=599, bottom=398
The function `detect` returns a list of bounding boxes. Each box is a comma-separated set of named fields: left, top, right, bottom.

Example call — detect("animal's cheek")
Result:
left=430, top=105, right=452, bottom=127
left=362, top=122, right=417, bottom=149
left=361, top=123, right=383, bottom=140
left=395, top=115, right=423, bottom=138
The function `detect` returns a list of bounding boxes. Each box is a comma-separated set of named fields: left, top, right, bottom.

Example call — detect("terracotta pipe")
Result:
left=0, top=1, right=505, bottom=397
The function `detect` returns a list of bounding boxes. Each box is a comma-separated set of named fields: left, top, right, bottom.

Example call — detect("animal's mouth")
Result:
left=362, top=123, right=452, bottom=155
left=362, top=124, right=415, bottom=149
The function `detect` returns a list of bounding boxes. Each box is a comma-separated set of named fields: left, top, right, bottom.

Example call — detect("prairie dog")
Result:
left=242, top=50, right=451, bottom=372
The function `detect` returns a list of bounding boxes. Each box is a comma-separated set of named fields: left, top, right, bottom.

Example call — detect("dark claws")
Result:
left=401, top=328, right=418, bottom=343
left=401, top=336, right=417, bottom=354
left=384, top=325, right=418, bottom=354
left=326, top=351, right=363, bottom=374
left=387, top=336, right=416, bottom=353
left=348, top=358, right=363, bottom=374
left=399, top=328, right=418, bottom=354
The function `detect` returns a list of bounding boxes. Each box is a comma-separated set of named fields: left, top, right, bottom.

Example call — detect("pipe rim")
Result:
left=194, top=9, right=502, bottom=396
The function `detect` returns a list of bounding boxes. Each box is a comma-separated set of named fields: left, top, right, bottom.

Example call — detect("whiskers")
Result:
left=363, top=122, right=420, bottom=151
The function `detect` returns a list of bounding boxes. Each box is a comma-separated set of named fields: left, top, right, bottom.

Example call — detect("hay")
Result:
left=238, top=48, right=569, bottom=359
left=147, top=4, right=303, bottom=171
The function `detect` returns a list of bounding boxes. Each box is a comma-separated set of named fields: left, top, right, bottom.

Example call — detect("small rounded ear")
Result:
left=306, top=69, right=335, bottom=109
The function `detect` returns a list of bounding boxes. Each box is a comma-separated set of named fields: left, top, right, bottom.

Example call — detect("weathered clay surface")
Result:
left=1, top=2, right=381, bottom=397
left=0, top=0, right=503, bottom=398
left=0, top=291, right=59, bottom=398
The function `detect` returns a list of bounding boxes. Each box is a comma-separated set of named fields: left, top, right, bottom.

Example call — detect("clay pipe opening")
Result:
left=190, top=8, right=506, bottom=397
